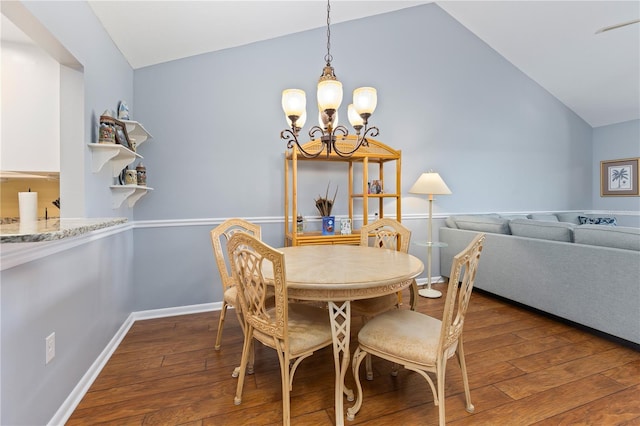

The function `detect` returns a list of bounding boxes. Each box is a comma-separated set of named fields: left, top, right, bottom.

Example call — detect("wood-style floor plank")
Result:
left=66, top=285, right=640, bottom=425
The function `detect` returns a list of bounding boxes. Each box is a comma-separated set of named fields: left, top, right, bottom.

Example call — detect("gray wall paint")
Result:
left=130, top=3, right=594, bottom=310
left=2, top=2, right=135, bottom=424
left=0, top=230, right=134, bottom=425
left=592, top=119, right=640, bottom=212
left=22, top=0, right=135, bottom=219
left=132, top=4, right=593, bottom=224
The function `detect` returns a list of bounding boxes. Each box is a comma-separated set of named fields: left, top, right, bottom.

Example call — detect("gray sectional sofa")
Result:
left=439, top=212, right=640, bottom=346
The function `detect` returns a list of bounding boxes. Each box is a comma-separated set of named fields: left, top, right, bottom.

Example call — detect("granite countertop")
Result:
left=0, top=217, right=128, bottom=243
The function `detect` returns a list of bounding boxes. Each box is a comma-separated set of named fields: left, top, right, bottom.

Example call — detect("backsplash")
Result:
left=0, top=177, right=60, bottom=220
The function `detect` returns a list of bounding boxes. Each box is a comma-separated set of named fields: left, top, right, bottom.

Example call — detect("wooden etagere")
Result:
left=284, top=135, right=401, bottom=246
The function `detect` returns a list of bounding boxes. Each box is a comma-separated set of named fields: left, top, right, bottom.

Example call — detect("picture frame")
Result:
left=113, top=120, right=131, bottom=150
left=600, top=157, right=639, bottom=197
left=370, top=179, right=383, bottom=194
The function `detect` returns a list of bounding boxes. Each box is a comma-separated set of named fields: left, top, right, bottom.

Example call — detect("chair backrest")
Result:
left=210, top=218, right=262, bottom=293
left=359, top=218, right=411, bottom=253
left=227, top=232, right=288, bottom=342
left=439, top=233, right=485, bottom=357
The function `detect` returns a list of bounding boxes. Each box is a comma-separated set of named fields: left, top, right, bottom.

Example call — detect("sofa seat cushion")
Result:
left=449, top=215, right=510, bottom=234
left=509, top=219, right=575, bottom=242
left=574, top=225, right=640, bottom=251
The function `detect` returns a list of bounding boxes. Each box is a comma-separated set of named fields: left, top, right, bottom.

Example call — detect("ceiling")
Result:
left=6, top=1, right=639, bottom=128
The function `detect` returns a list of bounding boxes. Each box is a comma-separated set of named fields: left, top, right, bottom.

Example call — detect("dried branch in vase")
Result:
left=315, top=183, right=338, bottom=216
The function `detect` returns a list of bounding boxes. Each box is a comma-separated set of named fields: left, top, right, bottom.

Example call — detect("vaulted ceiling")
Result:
left=7, top=1, right=639, bottom=128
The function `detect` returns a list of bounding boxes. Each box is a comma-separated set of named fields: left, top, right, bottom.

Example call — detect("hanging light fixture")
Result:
left=280, top=0, right=379, bottom=158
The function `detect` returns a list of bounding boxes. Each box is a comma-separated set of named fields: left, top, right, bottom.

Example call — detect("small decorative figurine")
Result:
left=136, top=163, right=146, bottom=186
left=340, top=218, right=352, bottom=235
left=297, top=215, right=304, bottom=233
left=118, top=101, right=130, bottom=120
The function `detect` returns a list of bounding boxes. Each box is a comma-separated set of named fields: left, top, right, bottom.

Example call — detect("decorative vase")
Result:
left=322, top=216, right=335, bottom=235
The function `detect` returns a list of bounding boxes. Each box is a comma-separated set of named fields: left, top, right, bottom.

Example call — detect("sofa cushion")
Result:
left=500, top=214, right=529, bottom=221
left=528, top=213, right=559, bottom=222
left=451, top=215, right=510, bottom=234
left=555, top=212, right=584, bottom=225
left=574, top=225, right=640, bottom=251
left=445, top=216, right=458, bottom=229
left=578, top=215, right=617, bottom=226
left=509, top=219, right=575, bottom=242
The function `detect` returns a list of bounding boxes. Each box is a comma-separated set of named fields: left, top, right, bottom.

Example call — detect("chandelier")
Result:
left=280, top=0, right=379, bottom=158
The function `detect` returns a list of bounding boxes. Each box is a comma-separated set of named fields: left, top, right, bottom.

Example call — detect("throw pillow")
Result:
left=578, top=215, right=617, bottom=226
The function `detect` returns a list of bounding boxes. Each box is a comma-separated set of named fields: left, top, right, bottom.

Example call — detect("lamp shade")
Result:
left=347, top=104, right=364, bottom=127
left=317, top=79, right=343, bottom=111
left=353, top=87, right=377, bottom=115
left=287, top=109, right=307, bottom=129
left=282, top=89, right=306, bottom=118
left=409, top=172, right=452, bottom=195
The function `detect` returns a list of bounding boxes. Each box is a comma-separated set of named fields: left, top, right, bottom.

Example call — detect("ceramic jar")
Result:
left=136, top=163, right=146, bottom=186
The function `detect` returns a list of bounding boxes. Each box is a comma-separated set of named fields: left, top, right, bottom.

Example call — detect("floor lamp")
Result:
left=409, top=171, right=452, bottom=298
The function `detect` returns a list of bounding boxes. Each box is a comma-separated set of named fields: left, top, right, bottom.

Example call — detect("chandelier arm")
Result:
left=360, top=125, right=379, bottom=146
left=281, top=128, right=325, bottom=159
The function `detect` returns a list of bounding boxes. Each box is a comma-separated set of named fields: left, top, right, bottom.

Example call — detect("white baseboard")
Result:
left=48, top=302, right=222, bottom=426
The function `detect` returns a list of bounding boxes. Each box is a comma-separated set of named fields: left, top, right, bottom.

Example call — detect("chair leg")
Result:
left=436, top=358, right=447, bottom=426
left=279, top=350, right=292, bottom=426
left=214, top=301, right=229, bottom=350
left=232, top=340, right=254, bottom=378
left=409, top=279, right=419, bottom=311
left=457, top=339, right=475, bottom=413
left=365, top=354, right=374, bottom=380
left=234, top=325, right=253, bottom=405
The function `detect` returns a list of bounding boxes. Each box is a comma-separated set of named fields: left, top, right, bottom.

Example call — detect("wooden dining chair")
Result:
left=347, top=233, right=485, bottom=426
left=351, top=218, right=419, bottom=379
left=210, top=218, right=261, bottom=376
left=227, top=232, right=333, bottom=426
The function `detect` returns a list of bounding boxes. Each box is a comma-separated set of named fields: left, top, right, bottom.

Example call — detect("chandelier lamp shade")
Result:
left=409, top=171, right=452, bottom=298
left=280, top=0, right=379, bottom=158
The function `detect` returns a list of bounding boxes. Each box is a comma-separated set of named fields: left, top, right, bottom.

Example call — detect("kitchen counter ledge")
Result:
left=0, top=217, right=128, bottom=243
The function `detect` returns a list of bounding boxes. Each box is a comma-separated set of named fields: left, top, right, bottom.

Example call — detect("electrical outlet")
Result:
left=45, top=332, right=55, bottom=364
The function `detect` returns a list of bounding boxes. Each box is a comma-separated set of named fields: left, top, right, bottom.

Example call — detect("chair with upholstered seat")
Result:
left=210, top=218, right=261, bottom=376
left=352, top=218, right=418, bottom=316
left=228, top=232, right=334, bottom=426
left=350, top=218, right=419, bottom=379
left=347, top=233, right=485, bottom=426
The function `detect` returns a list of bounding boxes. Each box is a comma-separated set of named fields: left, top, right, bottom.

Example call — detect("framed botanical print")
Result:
left=600, top=157, right=639, bottom=196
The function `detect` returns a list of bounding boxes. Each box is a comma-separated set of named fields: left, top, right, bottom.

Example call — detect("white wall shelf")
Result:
left=109, top=185, right=153, bottom=208
left=88, top=143, right=142, bottom=177
left=121, top=120, right=153, bottom=147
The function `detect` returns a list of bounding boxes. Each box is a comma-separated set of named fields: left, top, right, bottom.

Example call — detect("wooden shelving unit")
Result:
left=284, top=135, right=401, bottom=246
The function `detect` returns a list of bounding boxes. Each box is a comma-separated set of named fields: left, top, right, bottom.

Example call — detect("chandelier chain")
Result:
left=324, top=0, right=333, bottom=65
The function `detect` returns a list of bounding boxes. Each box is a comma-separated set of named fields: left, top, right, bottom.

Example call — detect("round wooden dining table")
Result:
left=264, top=244, right=424, bottom=426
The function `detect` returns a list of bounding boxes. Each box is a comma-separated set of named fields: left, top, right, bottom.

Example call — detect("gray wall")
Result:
left=133, top=4, right=593, bottom=222
left=1, top=2, right=134, bottom=425
left=592, top=119, right=640, bottom=212
left=131, top=3, right=594, bottom=307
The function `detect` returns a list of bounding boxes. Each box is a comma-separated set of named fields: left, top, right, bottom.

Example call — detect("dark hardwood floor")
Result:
left=66, top=284, right=640, bottom=425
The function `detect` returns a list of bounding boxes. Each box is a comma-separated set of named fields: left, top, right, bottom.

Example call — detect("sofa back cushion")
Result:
left=449, top=215, right=510, bottom=234
left=528, top=213, right=559, bottom=222
left=555, top=212, right=584, bottom=225
left=510, top=219, right=575, bottom=242
left=574, top=225, right=640, bottom=251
